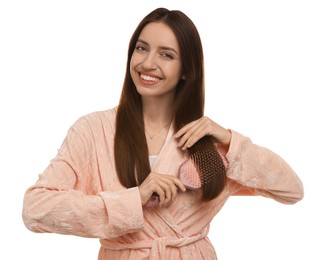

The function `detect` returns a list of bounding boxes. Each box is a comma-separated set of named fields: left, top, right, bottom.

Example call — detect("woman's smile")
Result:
left=139, top=72, right=161, bottom=85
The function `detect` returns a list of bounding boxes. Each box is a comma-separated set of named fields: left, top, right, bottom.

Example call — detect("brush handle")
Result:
left=146, top=192, right=160, bottom=207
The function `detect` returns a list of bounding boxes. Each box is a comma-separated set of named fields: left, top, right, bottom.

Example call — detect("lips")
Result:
left=139, top=73, right=161, bottom=83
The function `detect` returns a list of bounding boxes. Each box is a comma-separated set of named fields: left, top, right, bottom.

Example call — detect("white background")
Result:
left=1, top=0, right=320, bottom=259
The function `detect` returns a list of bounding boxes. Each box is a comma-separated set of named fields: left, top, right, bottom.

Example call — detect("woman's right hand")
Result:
left=138, top=172, right=186, bottom=207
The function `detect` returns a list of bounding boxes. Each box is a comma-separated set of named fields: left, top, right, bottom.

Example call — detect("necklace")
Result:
left=145, top=122, right=170, bottom=140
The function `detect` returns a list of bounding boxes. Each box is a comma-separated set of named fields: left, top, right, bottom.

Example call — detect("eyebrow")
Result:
left=136, top=39, right=179, bottom=56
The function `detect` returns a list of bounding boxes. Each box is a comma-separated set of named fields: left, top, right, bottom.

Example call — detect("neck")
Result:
left=142, top=97, right=174, bottom=127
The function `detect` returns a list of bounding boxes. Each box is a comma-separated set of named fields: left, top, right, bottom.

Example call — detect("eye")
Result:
left=135, top=45, right=147, bottom=52
left=161, top=52, right=174, bottom=60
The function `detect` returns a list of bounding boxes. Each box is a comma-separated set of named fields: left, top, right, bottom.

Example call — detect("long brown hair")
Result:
left=114, top=8, right=226, bottom=200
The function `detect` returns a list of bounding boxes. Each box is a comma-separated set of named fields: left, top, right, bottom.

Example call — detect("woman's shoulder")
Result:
left=79, top=106, right=117, bottom=122
left=71, top=106, right=118, bottom=132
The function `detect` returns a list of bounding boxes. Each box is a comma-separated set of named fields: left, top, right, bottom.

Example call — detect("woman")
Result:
left=22, top=7, right=304, bottom=259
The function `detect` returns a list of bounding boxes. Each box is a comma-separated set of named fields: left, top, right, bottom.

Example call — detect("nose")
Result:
left=142, top=52, right=157, bottom=70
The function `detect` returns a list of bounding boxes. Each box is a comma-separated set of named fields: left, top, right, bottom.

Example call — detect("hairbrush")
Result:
left=145, top=158, right=202, bottom=207
left=145, top=144, right=227, bottom=207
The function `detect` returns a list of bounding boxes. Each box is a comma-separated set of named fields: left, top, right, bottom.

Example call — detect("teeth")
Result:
left=140, top=74, right=159, bottom=82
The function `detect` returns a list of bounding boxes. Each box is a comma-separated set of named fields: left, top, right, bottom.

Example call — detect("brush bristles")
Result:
left=187, top=136, right=227, bottom=200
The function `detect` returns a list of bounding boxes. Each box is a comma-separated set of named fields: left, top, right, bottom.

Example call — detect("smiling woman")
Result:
left=130, top=22, right=182, bottom=100
left=22, top=7, right=304, bottom=260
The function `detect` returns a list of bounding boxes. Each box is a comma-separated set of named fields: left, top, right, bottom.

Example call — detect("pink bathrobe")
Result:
left=22, top=107, right=304, bottom=260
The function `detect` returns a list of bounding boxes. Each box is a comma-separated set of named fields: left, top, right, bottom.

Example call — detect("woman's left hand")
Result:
left=174, top=116, right=231, bottom=150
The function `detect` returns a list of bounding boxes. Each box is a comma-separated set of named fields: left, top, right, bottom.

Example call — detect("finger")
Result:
left=158, top=178, right=185, bottom=207
left=155, top=187, right=166, bottom=207
left=144, top=173, right=187, bottom=207
left=174, top=120, right=198, bottom=139
left=163, top=187, right=172, bottom=206
left=169, top=184, right=178, bottom=203
left=157, top=179, right=175, bottom=206
left=176, top=131, right=192, bottom=148
left=173, top=178, right=186, bottom=193
left=140, top=173, right=165, bottom=205
left=161, top=180, right=182, bottom=206
left=178, top=123, right=205, bottom=149
left=176, top=124, right=202, bottom=148
left=182, top=124, right=209, bottom=150
left=158, top=174, right=186, bottom=190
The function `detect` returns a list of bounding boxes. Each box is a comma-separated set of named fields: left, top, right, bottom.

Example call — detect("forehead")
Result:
left=139, top=22, right=179, bottom=50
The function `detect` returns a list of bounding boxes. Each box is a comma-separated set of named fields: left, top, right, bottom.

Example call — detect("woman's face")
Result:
left=130, top=22, right=182, bottom=101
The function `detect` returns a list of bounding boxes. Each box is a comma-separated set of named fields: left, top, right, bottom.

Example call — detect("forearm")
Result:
left=226, top=130, right=304, bottom=204
left=22, top=185, right=144, bottom=239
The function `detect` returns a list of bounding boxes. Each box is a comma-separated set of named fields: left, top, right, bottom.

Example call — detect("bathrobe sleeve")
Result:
left=22, top=115, right=144, bottom=239
left=225, top=130, right=304, bottom=204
